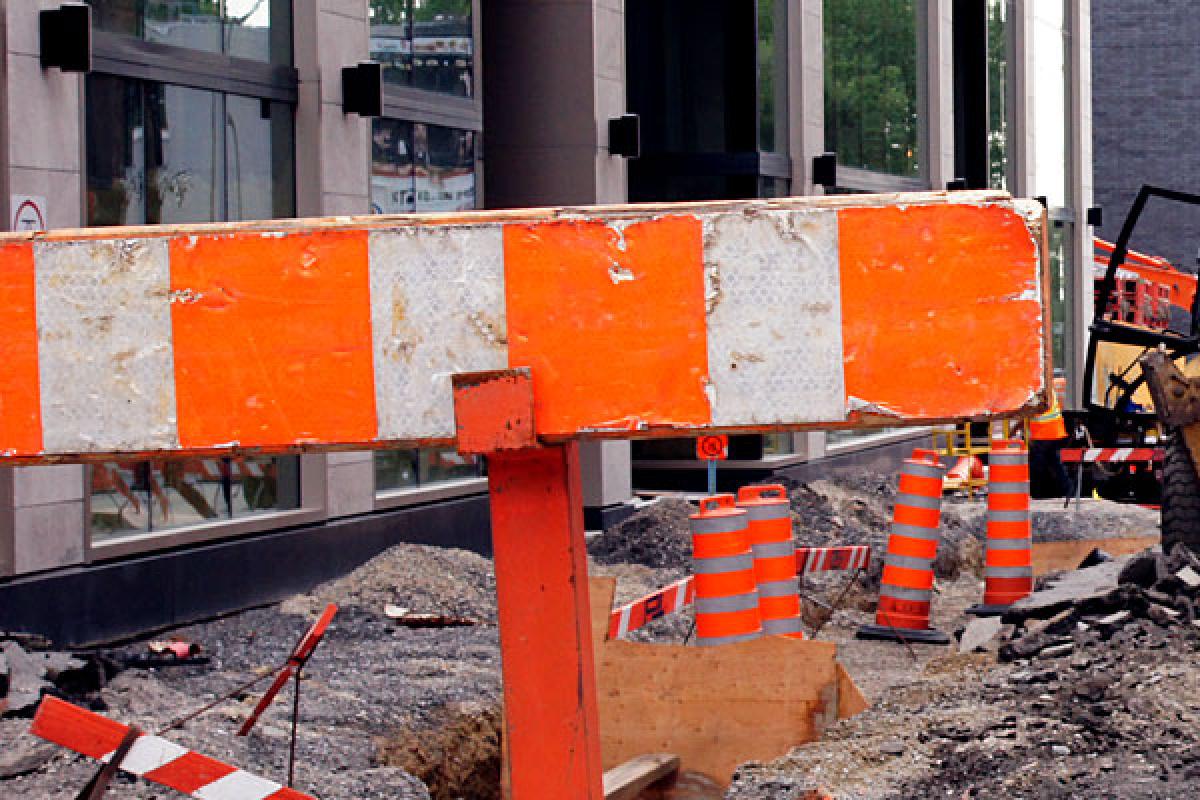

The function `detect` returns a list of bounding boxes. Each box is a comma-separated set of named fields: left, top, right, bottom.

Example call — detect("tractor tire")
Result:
left=1161, top=433, right=1200, bottom=553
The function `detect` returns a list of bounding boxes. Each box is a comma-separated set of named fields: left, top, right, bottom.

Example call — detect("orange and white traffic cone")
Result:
left=968, top=439, right=1033, bottom=615
left=689, top=495, right=762, bottom=646
left=857, top=449, right=950, bottom=644
left=737, top=484, right=804, bottom=639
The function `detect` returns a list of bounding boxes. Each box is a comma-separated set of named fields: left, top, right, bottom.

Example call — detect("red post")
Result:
left=489, top=442, right=604, bottom=799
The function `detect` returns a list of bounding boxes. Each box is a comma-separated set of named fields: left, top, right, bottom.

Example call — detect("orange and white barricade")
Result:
left=31, top=696, right=314, bottom=800
left=737, top=484, right=804, bottom=638
left=689, top=494, right=762, bottom=646
left=857, top=449, right=950, bottom=644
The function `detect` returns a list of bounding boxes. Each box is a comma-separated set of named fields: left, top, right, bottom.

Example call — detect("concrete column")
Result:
left=1010, top=0, right=1037, bottom=198
left=293, top=0, right=371, bottom=217
left=1069, top=0, right=1094, bottom=406
left=789, top=0, right=825, bottom=196
left=924, top=0, right=956, bottom=190
left=293, top=1, right=373, bottom=514
left=483, top=1, right=634, bottom=526
left=0, top=1, right=87, bottom=575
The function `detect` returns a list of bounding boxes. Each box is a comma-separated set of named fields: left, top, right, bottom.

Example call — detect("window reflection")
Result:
left=823, top=0, right=920, bottom=177
left=86, top=0, right=289, bottom=63
left=370, top=0, right=474, bottom=97
left=85, top=74, right=299, bottom=541
left=371, top=119, right=476, bottom=213
left=374, top=448, right=483, bottom=493
left=987, top=0, right=1011, bottom=190
left=90, top=456, right=300, bottom=541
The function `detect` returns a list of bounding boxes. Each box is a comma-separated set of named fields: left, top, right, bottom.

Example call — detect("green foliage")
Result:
left=823, top=0, right=919, bottom=177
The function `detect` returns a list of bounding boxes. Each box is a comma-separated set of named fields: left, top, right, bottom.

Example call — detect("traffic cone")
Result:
left=968, top=439, right=1033, bottom=615
left=737, top=484, right=804, bottom=639
left=857, top=449, right=950, bottom=644
left=689, top=495, right=762, bottom=646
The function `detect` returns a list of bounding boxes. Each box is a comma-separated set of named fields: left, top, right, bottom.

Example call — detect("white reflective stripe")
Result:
left=1114, top=447, right=1133, bottom=461
left=704, top=209, right=847, bottom=426
left=35, top=239, right=180, bottom=453
left=368, top=226, right=508, bottom=440
left=193, top=769, right=283, bottom=800
left=100, top=734, right=188, bottom=776
left=617, top=605, right=632, bottom=637
left=673, top=579, right=690, bottom=610
left=1086, top=448, right=1102, bottom=461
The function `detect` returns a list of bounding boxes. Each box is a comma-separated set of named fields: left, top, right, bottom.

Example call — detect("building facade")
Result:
left=1092, top=0, right=1200, bottom=272
left=0, top=0, right=1094, bottom=644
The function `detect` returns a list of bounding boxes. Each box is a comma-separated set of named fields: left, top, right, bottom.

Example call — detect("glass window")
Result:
left=757, top=0, right=787, bottom=154
left=987, top=0, right=1011, bottom=191
left=1049, top=221, right=1074, bottom=379
left=86, top=0, right=291, bottom=64
left=375, top=448, right=483, bottom=493
left=90, top=456, right=301, bottom=541
left=86, top=74, right=295, bottom=226
left=823, top=0, right=920, bottom=177
left=370, top=119, right=477, bottom=214
left=370, top=0, right=474, bottom=97
left=86, top=74, right=299, bottom=542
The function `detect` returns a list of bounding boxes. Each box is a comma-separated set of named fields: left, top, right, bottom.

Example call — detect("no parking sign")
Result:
left=695, top=434, right=728, bottom=461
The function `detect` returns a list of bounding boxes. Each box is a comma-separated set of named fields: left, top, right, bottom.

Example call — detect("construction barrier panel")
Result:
left=31, top=696, right=315, bottom=800
left=689, top=495, right=761, bottom=646
left=857, top=449, right=950, bottom=645
left=0, top=191, right=1049, bottom=462
left=737, top=485, right=804, bottom=638
left=969, top=439, right=1034, bottom=614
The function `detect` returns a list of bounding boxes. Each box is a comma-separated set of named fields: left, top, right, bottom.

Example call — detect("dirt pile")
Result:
left=377, top=701, right=502, bottom=800
left=588, top=497, right=696, bottom=570
left=284, top=542, right=497, bottom=622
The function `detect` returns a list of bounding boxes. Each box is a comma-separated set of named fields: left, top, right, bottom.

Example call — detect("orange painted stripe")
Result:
left=899, top=472, right=942, bottom=496
left=885, top=534, right=938, bottom=561
left=988, top=520, right=1032, bottom=538
left=503, top=216, right=710, bottom=435
left=882, top=564, right=934, bottom=591
left=695, top=607, right=761, bottom=637
left=990, top=463, right=1029, bottom=482
left=0, top=241, right=42, bottom=456
left=753, top=555, right=798, bottom=582
left=693, top=570, right=758, bottom=597
left=169, top=231, right=378, bottom=449
left=839, top=204, right=1043, bottom=418
left=744, top=519, right=792, bottom=545
left=987, top=549, right=1032, bottom=568
left=142, top=752, right=236, bottom=793
left=692, top=531, right=751, bottom=558
left=989, top=493, right=1030, bottom=512
left=894, top=504, right=940, bottom=528
left=759, top=595, right=801, bottom=618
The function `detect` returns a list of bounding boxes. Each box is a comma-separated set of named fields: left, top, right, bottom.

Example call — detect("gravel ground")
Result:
left=0, top=474, right=1172, bottom=799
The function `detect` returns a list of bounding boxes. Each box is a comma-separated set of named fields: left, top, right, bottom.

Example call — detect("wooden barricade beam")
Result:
left=0, top=191, right=1050, bottom=798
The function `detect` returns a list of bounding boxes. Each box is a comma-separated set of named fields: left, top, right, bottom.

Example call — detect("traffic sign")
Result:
left=696, top=435, right=728, bottom=461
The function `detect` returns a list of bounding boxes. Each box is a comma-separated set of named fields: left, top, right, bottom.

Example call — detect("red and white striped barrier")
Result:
left=795, top=545, right=871, bottom=574
left=1059, top=447, right=1162, bottom=464
left=606, top=545, right=871, bottom=639
left=607, top=577, right=694, bottom=640
left=30, top=696, right=315, bottom=800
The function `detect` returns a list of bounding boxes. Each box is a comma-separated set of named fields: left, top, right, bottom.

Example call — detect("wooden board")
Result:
left=602, top=754, right=681, bottom=800
left=589, top=578, right=865, bottom=786
left=1031, top=536, right=1159, bottom=575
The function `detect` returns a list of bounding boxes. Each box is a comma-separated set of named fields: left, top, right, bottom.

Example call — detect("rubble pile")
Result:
left=587, top=497, right=696, bottom=570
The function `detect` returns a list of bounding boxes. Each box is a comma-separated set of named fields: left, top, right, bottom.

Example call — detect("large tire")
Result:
left=1161, top=433, right=1200, bottom=553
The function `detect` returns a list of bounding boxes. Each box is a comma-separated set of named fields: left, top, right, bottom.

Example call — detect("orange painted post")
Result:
left=489, top=444, right=604, bottom=799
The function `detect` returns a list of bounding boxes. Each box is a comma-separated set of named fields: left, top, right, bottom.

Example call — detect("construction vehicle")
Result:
left=1069, top=185, right=1200, bottom=551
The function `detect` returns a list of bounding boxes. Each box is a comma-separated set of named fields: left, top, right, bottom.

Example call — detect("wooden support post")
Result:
left=489, top=443, right=604, bottom=799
